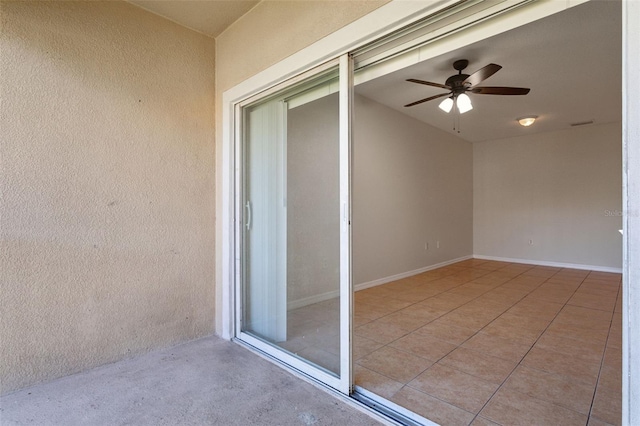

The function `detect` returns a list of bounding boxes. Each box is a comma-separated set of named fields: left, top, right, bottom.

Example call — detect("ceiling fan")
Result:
left=404, top=59, right=530, bottom=113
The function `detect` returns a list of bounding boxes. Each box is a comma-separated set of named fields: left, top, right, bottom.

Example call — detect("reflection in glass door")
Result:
left=238, top=57, right=352, bottom=392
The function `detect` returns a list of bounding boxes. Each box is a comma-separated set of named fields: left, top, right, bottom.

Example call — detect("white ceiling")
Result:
left=127, top=0, right=260, bottom=38
left=355, top=1, right=622, bottom=143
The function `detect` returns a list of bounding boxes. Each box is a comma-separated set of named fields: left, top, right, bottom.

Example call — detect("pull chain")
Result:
left=452, top=108, right=461, bottom=134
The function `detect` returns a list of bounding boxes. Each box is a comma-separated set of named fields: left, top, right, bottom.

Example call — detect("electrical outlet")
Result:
left=436, top=241, right=440, bottom=249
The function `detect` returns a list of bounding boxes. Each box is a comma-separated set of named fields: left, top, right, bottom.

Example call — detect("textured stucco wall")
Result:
left=0, top=1, right=216, bottom=394
left=214, top=0, right=390, bottom=335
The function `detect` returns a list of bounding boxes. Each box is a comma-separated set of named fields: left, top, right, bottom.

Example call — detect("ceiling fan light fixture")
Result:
left=456, top=93, right=473, bottom=114
left=517, top=116, right=538, bottom=127
left=439, top=97, right=454, bottom=113
left=405, top=60, right=530, bottom=112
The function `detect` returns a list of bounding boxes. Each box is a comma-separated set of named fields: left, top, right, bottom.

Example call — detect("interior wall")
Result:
left=287, top=94, right=340, bottom=307
left=214, top=0, right=389, bottom=333
left=473, top=122, right=623, bottom=270
left=353, top=95, right=473, bottom=285
left=0, top=1, right=216, bottom=394
left=284, top=92, right=473, bottom=304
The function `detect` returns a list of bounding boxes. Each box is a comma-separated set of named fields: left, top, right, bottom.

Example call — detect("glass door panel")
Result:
left=239, top=59, right=351, bottom=391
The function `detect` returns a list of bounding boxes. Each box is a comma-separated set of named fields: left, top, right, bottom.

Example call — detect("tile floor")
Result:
left=353, top=259, right=622, bottom=426
left=277, top=259, right=621, bottom=425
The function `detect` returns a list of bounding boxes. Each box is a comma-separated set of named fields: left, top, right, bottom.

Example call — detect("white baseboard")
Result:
left=288, top=254, right=621, bottom=310
left=472, top=254, right=623, bottom=274
left=288, top=255, right=473, bottom=309
left=288, top=289, right=340, bottom=310
left=353, top=255, right=473, bottom=292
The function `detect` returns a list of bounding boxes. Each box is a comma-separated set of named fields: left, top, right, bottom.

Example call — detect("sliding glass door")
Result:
left=237, top=56, right=352, bottom=393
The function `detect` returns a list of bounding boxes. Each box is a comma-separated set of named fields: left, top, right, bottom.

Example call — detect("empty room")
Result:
left=351, top=2, right=622, bottom=424
left=269, top=1, right=622, bottom=424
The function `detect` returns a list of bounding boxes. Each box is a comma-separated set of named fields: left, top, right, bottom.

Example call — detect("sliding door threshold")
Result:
left=353, top=386, right=439, bottom=426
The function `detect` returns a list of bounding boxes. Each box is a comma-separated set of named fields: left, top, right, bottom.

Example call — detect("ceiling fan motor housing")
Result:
left=447, top=59, right=471, bottom=94
left=445, top=74, right=471, bottom=93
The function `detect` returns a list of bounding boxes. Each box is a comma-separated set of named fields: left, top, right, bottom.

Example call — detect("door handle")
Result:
left=245, top=201, right=252, bottom=230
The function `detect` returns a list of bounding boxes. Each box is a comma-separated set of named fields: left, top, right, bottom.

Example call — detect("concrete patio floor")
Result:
left=0, top=336, right=385, bottom=425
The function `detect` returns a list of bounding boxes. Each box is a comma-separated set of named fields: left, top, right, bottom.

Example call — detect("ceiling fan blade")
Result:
left=404, top=92, right=450, bottom=107
left=406, top=79, right=449, bottom=89
left=463, top=63, right=502, bottom=87
left=471, top=86, right=530, bottom=95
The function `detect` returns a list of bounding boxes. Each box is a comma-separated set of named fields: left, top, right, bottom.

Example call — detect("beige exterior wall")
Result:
left=0, top=1, right=216, bottom=394
left=214, top=0, right=389, bottom=334
left=215, top=0, right=389, bottom=96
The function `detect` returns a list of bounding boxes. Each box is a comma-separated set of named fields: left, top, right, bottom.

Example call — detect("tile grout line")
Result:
left=366, top=262, right=531, bottom=354
left=359, top=262, right=528, bottom=351
left=355, top=261, right=618, bottom=425
left=355, top=262, right=520, bottom=410
left=584, top=274, right=622, bottom=425
left=355, top=266, right=497, bottom=377
left=467, top=266, right=590, bottom=425
left=361, top=262, right=541, bottom=421
left=293, top=261, right=620, bottom=425
left=355, top=265, right=498, bottom=349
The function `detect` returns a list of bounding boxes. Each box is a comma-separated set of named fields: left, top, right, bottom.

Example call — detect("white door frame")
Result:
left=621, top=0, right=639, bottom=423
left=220, top=0, right=463, bottom=344
left=232, top=56, right=353, bottom=393
left=220, top=0, right=639, bottom=422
